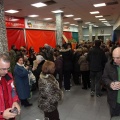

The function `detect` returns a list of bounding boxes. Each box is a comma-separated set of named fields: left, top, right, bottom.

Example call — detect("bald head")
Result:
left=112, top=47, right=120, bottom=65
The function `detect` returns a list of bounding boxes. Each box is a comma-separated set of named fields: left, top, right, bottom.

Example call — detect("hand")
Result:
left=3, top=108, right=17, bottom=119
left=12, top=102, right=21, bottom=115
left=110, top=81, right=120, bottom=90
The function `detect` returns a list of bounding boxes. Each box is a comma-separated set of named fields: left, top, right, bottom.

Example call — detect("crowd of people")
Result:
left=1, top=39, right=120, bottom=120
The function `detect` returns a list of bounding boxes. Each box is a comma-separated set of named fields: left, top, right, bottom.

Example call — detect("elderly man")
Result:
left=102, top=47, right=120, bottom=117
left=0, top=53, right=20, bottom=120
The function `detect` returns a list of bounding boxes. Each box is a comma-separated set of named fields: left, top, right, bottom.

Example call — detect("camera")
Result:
left=10, top=107, right=18, bottom=114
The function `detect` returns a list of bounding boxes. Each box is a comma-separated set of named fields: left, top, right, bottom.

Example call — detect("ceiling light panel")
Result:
left=93, top=3, right=106, bottom=7
left=90, top=11, right=99, bottom=14
left=74, top=18, right=81, bottom=20
left=28, top=15, right=39, bottom=17
left=65, top=14, right=74, bottom=17
left=31, top=2, right=47, bottom=8
left=95, top=15, right=103, bottom=18
left=52, top=10, right=63, bottom=13
left=5, top=9, right=19, bottom=13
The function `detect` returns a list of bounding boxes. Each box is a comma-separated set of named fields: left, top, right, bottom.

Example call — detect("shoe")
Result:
left=65, top=89, right=70, bottom=91
left=96, top=94, right=102, bottom=97
left=91, top=91, right=95, bottom=97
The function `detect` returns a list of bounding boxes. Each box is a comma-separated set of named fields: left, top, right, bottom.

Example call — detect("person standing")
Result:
left=102, top=47, right=120, bottom=117
left=38, top=61, right=63, bottom=120
left=0, top=53, right=20, bottom=120
left=87, top=40, right=107, bottom=97
left=14, top=56, right=32, bottom=107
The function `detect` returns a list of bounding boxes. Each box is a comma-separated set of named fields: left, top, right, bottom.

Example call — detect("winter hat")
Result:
left=36, top=55, right=44, bottom=61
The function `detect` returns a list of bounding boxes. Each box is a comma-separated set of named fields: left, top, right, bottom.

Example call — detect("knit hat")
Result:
left=36, top=55, right=44, bottom=61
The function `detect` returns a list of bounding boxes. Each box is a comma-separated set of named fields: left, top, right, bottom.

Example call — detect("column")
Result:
left=0, top=0, right=8, bottom=52
left=89, top=25, right=93, bottom=41
left=77, top=20, right=83, bottom=43
left=95, top=27, right=98, bottom=40
left=55, top=13, right=63, bottom=47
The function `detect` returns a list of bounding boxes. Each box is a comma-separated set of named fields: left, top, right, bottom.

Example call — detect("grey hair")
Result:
left=0, top=53, right=10, bottom=63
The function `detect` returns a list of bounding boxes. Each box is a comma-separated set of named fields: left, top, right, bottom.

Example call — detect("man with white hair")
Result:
left=102, top=47, right=120, bottom=117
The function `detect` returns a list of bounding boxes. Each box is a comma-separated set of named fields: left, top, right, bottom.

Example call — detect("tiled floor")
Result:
left=18, top=85, right=110, bottom=120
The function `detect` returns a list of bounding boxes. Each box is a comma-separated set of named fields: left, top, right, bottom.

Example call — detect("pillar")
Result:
left=77, top=20, right=83, bottom=43
left=55, top=13, right=63, bottom=47
left=0, top=0, right=8, bottom=52
left=95, top=27, right=98, bottom=40
left=89, top=25, right=93, bottom=41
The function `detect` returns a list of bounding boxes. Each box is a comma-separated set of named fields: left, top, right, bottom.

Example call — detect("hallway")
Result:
left=19, top=85, right=110, bottom=120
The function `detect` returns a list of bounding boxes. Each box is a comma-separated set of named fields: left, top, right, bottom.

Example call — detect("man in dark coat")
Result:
left=102, top=47, right=120, bottom=117
left=87, top=40, right=107, bottom=97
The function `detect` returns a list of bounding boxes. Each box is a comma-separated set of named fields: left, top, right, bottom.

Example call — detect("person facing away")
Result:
left=102, top=47, right=120, bottom=117
left=38, top=60, right=63, bottom=120
left=0, top=53, right=20, bottom=120
left=87, top=40, right=107, bottom=97
left=14, top=56, right=32, bottom=107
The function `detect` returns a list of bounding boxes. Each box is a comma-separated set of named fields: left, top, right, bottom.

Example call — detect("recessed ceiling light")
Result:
left=90, top=11, right=99, bottom=14
left=70, top=24, right=75, bottom=25
left=65, top=14, right=74, bottom=17
left=95, top=15, right=103, bottom=18
left=28, top=15, right=39, bottom=17
left=74, top=18, right=81, bottom=20
left=63, top=22, right=70, bottom=24
left=85, top=22, right=91, bottom=24
left=5, top=9, right=19, bottom=13
left=31, top=2, right=47, bottom=8
left=43, top=18, right=52, bottom=20
left=52, top=10, right=63, bottom=13
left=99, top=18, right=106, bottom=20
left=93, top=3, right=106, bottom=7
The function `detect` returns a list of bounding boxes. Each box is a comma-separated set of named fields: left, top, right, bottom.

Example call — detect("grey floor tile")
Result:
left=19, top=86, right=110, bottom=120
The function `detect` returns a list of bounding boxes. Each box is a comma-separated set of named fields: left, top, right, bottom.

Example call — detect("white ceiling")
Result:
left=3, top=0, right=120, bottom=28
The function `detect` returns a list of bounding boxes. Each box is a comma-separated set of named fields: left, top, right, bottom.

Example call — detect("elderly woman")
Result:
left=38, top=60, right=63, bottom=120
left=14, top=56, right=32, bottom=107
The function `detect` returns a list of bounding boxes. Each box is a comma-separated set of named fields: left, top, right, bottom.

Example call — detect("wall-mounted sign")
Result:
left=5, top=16, right=25, bottom=28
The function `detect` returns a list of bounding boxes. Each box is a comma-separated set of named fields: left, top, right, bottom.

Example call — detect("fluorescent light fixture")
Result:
left=93, top=25, right=98, bottom=27
left=63, top=22, right=70, bottom=24
left=28, top=15, right=39, bottom=17
left=104, top=23, right=111, bottom=26
left=10, top=19, right=19, bottom=21
left=95, top=15, right=103, bottom=18
left=101, top=21, right=108, bottom=22
left=43, top=18, right=52, bottom=20
left=90, top=11, right=99, bottom=14
left=70, top=24, right=75, bottom=25
left=52, top=10, right=63, bottom=13
left=65, top=14, right=74, bottom=17
left=31, top=2, right=47, bottom=8
left=5, top=9, right=19, bottom=13
left=94, top=3, right=106, bottom=7
left=85, top=22, right=91, bottom=24
left=99, top=18, right=106, bottom=20
left=74, top=18, right=81, bottom=20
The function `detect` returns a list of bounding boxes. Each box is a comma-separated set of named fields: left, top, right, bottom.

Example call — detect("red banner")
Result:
left=5, top=16, right=25, bottom=28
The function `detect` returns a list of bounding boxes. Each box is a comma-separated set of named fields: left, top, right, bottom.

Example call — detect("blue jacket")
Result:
left=14, top=64, right=30, bottom=99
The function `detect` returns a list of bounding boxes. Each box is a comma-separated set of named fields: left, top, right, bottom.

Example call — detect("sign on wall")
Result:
left=5, top=16, right=25, bottom=28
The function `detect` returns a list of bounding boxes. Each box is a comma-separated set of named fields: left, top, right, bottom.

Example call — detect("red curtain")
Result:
left=63, top=31, right=72, bottom=41
left=26, top=30, right=56, bottom=52
left=7, top=29, right=26, bottom=50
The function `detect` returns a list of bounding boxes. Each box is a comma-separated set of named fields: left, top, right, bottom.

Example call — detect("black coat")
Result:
left=102, top=60, right=118, bottom=108
left=87, top=46, right=107, bottom=71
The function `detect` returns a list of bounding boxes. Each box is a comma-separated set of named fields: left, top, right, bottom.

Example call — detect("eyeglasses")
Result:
left=0, top=68, right=10, bottom=71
